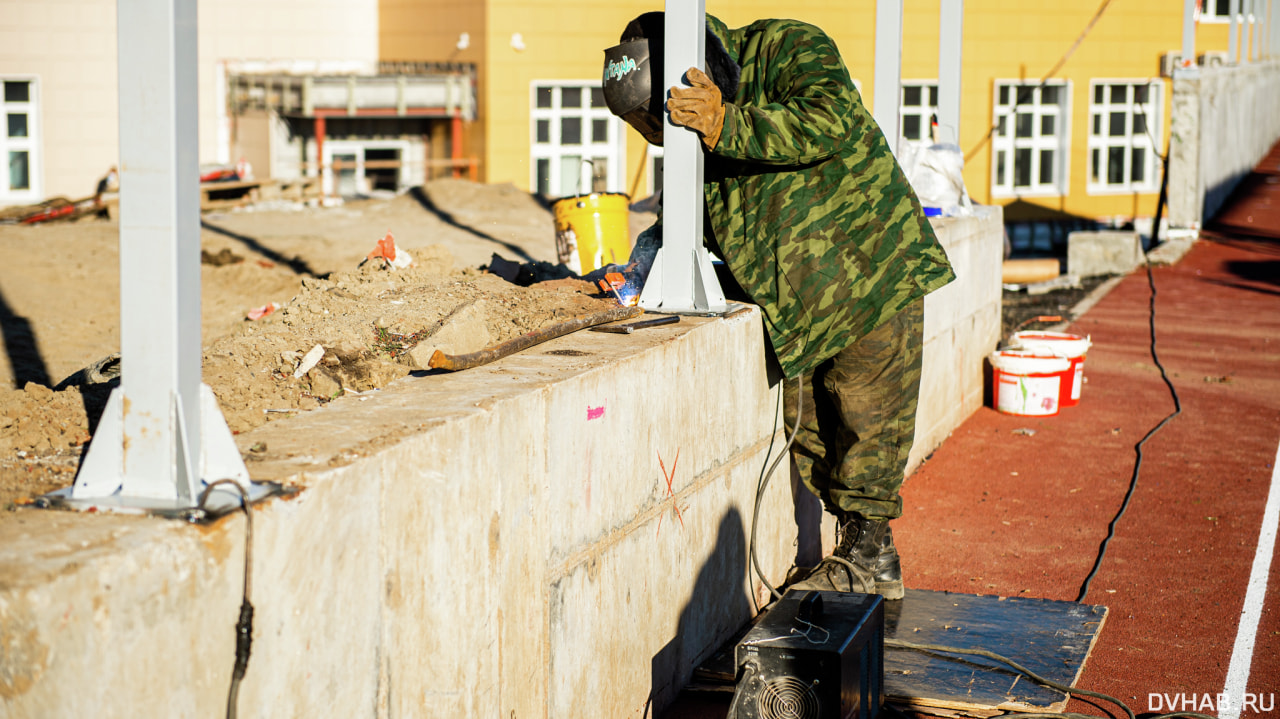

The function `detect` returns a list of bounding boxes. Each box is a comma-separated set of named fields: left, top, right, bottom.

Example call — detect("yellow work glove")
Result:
left=667, top=66, right=726, bottom=151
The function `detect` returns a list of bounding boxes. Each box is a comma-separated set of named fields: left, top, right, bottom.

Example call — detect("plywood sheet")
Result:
left=885, top=589, right=1108, bottom=715
left=692, top=589, right=1107, bottom=718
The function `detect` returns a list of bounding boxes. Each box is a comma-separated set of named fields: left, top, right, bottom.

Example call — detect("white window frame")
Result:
left=530, top=81, right=625, bottom=198
left=900, top=81, right=939, bottom=143
left=1196, top=0, right=1243, bottom=23
left=644, top=144, right=663, bottom=199
left=2, top=76, right=41, bottom=204
left=991, top=79, right=1072, bottom=199
left=1086, top=79, right=1163, bottom=195
left=321, top=139, right=411, bottom=197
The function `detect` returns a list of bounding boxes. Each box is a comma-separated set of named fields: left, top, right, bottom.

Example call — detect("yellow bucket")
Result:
left=552, top=192, right=631, bottom=275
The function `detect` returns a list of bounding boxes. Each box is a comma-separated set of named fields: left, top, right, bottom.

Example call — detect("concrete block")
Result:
left=922, top=206, right=1003, bottom=341
left=0, top=205, right=1008, bottom=717
left=911, top=206, right=1004, bottom=473
left=1146, top=236, right=1197, bottom=266
left=1067, top=230, right=1143, bottom=277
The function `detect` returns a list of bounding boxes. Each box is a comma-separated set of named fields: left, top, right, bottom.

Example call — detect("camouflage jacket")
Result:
left=702, top=15, right=955, bottom=378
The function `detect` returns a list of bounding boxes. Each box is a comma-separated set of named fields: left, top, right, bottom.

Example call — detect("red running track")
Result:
left=662, top=142, right=1280, bottom=719
left=899, top=162, right=1280, bottom=716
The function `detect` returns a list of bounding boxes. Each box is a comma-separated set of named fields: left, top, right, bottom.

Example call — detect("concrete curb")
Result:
left=1043, top=232, right=1197, bottom=334
left=1145, top=237, right=1198, bottom=266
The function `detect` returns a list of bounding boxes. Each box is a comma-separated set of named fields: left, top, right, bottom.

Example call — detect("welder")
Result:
left=602, top=13, right=955, bottom=598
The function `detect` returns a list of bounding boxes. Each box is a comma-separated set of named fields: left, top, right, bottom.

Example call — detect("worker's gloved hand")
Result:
left=667, top=67, right=725, bottom=151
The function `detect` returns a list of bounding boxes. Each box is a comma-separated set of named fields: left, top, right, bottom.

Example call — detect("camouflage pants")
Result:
left=782, top=298, right=923, bottom=521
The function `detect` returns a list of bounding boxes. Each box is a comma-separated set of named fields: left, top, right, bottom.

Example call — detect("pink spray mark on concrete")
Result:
left=587, top=405, right=606, bottom=421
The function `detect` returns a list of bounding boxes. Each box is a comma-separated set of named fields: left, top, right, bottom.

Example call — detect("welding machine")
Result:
left=728, top=590, right=884, bottom=719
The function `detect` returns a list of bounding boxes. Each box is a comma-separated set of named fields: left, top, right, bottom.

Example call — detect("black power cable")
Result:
left=886, top=638, right=1217, bottom=719
left=198, top=480, right=256, bottom=719
left=1076, top=139, right=1182, bottom=604
left=749, top=375, right=804, bottom=608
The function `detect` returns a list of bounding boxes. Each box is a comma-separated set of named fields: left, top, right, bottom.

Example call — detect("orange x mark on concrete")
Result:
left=656, top=448, right=687, bottom=535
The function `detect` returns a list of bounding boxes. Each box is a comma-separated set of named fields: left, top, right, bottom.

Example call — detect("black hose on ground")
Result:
left=1076, top=140, right=1181, bottom=603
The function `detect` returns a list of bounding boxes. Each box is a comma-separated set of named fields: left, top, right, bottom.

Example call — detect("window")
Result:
left=530, top=82, right=625, bottom=198
left=1087, top=81, right=1161, bottom=194
left=991, top=80, right=1070, bottom=197
left=1197, top=0, right=1239, bottom=22
left=1, top=78, right=39, bottom=201
left=644, top=145, right=663, bottom=199
left=900, top=82, right=938, bottom=143
left=322, top=141, right=410, bottom=196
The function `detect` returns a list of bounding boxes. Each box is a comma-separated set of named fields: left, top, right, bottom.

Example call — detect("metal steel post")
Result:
left=937, top=0, right=964, bottom=146
left=1264, top=0, right=1274, bottom=55
left=873, top=0, right=904, bottom=153
left=638, top=0, right=727, bottom=314
left=1228, top=0, right=1239, bottom=61
left=1259, top=0, right=1266, bottom=59
left=1257, top=0, right=1264, bottom=60
left=64, top=0, right=257, bottom=514
left=1231, top=0, right=1241, bottom=62
left=1249, top=0, right=1259, bottom=60
left=1266, top=0, right=1274, bottom=58
left=1266, top=0, right=1272, bottom=58
left=1182, top=0, right=1198, bottom=69
left=1247, top=0, right=1255, bottom=63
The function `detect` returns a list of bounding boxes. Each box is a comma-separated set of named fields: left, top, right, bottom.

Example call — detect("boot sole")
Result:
left=875, top=579, right=905, bottom=600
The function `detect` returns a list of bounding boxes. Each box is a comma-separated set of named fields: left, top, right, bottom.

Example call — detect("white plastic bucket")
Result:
left=1009, top=331, right=1092, bottom=407
left=990, top=349, right=1072, bottom=417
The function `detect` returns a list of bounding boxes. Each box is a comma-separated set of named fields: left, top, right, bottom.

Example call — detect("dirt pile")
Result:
left=0, top=255, right=616, bottom=506
left=200, top=250, right=614, bottom=434
left=0, top=382, right=92, bottom=456
left=0, top=178, right=650, bottom=510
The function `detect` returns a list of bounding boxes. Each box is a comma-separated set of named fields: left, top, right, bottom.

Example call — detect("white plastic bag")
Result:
left=897, top=141, right=973, bottom=217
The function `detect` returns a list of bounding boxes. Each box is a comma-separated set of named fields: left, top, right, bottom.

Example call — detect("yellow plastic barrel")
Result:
left=552, top=192, right=631, bottom=275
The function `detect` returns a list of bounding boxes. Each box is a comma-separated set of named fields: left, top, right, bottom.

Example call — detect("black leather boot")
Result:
left=789, top=510, right=873, bottom=593
left=835, top=513, right=904, bottom=600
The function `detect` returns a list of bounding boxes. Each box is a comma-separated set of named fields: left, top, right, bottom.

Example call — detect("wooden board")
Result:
left=885, top=589, right=1107, bottom=716
left=691, top=589, right=1107, bottom=718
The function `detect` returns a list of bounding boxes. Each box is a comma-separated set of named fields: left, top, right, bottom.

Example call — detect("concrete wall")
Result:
left=911, top=205, right=1004, bottom=474
left=0, top=213, right=1002, bottom=718
left=1168, top=60, right=1280, bottom=229
left=0, top=310, right=804, bottom=719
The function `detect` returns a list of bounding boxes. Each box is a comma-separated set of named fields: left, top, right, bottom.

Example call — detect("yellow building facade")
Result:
left=380, top=1, right=1239, bottom=226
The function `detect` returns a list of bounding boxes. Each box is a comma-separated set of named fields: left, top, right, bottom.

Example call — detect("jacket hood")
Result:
left=705, top=14, right=741, bottom=101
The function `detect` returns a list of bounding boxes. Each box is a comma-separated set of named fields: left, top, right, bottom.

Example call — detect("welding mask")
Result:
left=602, top=39, right=664, bottom=145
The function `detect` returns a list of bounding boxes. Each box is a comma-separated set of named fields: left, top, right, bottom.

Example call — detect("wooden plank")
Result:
left=199, top=179, right=263, bottom=194
left=885, top=589, right=1108, bottom=715
left=200, top=197, right=254, bottom=211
